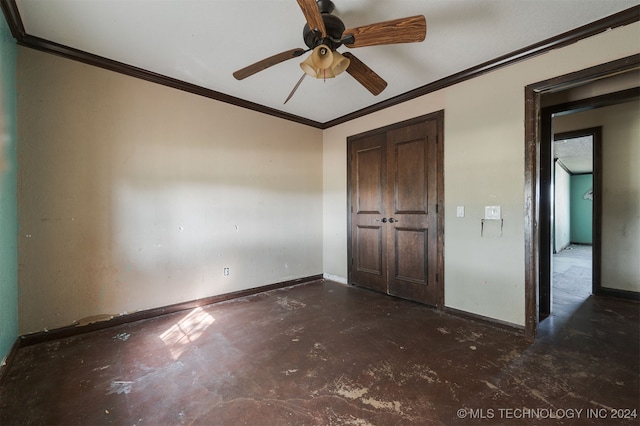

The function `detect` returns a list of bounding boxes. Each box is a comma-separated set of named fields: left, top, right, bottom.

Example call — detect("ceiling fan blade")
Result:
left=233, top=48, right=306, bottom=80
left=342, top=52, right=387, bottom=96
left=284, top=73, right=307, bottom=104
left=297, top=0, right=326, bottom=38
left=343, top=15, right=426, bottom=48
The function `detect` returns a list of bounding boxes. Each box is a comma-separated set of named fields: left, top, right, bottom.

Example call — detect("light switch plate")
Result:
left=485, top=205, right=501, bottom=220
left=456, top=206, right=465, bottom=218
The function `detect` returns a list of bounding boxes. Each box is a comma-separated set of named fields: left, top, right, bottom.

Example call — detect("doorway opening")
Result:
left=546, top=129, right=598, bottom=323
left=524, top=54, right=640, bottom=339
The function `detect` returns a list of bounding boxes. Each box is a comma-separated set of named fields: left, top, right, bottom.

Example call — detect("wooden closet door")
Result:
left=349, top=133, right=387, bottom=293
left=386, top=120, right=439, bottom=306
left=348, top=113, right=443, bottom=308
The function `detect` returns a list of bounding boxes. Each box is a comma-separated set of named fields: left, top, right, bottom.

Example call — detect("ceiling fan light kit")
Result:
left=300, top=45, right=350, bottom=79
left=233, top=0, right=427, bottom=102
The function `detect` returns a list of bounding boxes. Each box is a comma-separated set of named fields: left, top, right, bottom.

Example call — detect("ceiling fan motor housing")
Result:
left=302, top=1, right=345, bottom=50
left=316, top=0, right=335, bottom=14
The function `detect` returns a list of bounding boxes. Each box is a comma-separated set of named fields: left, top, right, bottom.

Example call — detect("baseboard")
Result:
left=19, top=274, right=324, bottom=348
left=444, top=306, right=525, bottom=336
left=0, top=339, right=21, bottom=385
left=596, top=287, right=640, bottom=301
left=323, top=273, right=347, bottom=285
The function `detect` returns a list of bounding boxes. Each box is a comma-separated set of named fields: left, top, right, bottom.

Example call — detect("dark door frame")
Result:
left=346, top=111, right=445, bottom=309
left=524, top=54, right=640, bottom=339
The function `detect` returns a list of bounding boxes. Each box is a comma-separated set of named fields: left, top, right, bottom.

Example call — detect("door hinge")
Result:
left=351, top=258, right=354, bottom=266
left=436, top=273, right=439, bottom=283
left=436, top=204, right=439, bottom=213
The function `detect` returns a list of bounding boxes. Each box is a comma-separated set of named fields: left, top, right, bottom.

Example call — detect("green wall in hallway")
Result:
left=0, top=15, right=18, bottom=365
left=571, top=174, right=593, bottom=244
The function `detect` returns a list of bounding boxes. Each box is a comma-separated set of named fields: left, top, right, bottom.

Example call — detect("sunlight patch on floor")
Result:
left=160, top=307, right=215, bottom=359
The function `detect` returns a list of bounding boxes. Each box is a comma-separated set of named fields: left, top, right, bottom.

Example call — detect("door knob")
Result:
left=389, top=218, right=396, bottom=223
left=376, top=218, right=388, bottom=223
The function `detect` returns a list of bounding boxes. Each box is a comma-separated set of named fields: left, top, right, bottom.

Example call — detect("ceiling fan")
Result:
left=233, top=0, right=427, bottom=103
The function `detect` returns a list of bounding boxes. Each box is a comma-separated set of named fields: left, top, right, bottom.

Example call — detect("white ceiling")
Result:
left=554, top=136, right=593, bottom=174
left=14, top=0, right=640, bottom=123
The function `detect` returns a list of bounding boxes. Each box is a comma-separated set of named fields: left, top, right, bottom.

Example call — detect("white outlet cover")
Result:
left=485, top=206, right=501, bottom=219
left=456, top=206, right=465, bottom=218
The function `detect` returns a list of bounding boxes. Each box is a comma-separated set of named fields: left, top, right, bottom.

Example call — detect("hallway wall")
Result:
left=570, top=174, right=593, bottom=244
left=554, top=162, right=571, bottom=253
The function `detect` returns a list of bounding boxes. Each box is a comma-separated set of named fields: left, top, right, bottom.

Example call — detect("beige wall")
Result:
left=16, top=21, right=639, bottom=334
left=17, top=48, right=323, bottom=334
left=322, top=22, right=640, bottom=326
left=554, top=101, right=640, bottom=293
left=554, top=163, right=571, bottom=253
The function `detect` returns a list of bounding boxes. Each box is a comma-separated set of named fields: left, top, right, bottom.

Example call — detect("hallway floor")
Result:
left=1, top=275, right=638, bottom=425
left=538, top=244, right=594, bottom=340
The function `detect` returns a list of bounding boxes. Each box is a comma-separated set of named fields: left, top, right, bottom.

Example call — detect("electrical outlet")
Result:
left=223, top=267, right=230, bottom=276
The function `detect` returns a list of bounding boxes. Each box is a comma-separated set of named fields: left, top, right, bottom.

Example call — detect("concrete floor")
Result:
left=1, top=255, right=638, bottom=425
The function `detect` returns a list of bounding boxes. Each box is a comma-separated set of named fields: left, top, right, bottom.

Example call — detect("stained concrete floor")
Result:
left=1, top=256, right=638, bottom=425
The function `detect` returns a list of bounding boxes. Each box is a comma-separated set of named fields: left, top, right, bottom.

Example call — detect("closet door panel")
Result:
left=349, top=134, right=387, bottom=293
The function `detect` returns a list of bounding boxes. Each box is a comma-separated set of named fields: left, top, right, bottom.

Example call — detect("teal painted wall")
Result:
left=0, top=15, right=18, bottom=364
left=570, top=174, right=593, bottom=244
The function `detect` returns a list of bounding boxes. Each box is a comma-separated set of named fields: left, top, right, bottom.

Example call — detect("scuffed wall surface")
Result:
left=17, top=48, right=323, bottom=334
left=0, top=16, right=18, bottom=363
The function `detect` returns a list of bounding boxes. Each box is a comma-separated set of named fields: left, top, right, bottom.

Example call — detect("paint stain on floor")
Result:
left=1, top=280, right=637, bottom=425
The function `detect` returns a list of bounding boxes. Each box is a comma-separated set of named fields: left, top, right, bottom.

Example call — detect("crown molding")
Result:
left=1, top=0, right=638, bottom=129
left=323, top=6, right=640, bottom=128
